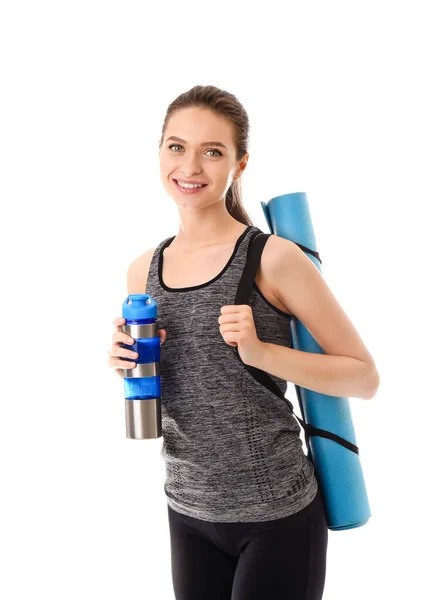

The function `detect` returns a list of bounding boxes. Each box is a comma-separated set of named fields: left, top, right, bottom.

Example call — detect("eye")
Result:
left=168, top=144, right=223, bottom=157
left=206, top=148, right=223, bottom=157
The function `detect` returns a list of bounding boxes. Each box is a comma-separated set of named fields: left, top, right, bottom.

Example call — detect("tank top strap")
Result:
left=227, top=225, right=262, bottom=269
left=146, top=235, right=175, bottom=292
left=216, top=225, right=262, bottom=292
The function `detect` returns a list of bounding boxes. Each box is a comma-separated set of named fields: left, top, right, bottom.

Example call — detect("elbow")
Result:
left=362, top=367, right=380, bottom=401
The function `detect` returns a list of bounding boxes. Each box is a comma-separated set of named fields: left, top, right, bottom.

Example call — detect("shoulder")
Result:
left=259, top=234, right=305, bottom=285
left=260, top=233, right=298, bottom=265
left=126, top=247, right=156, bottom=294
left=259, top=232, right=325, bottom=315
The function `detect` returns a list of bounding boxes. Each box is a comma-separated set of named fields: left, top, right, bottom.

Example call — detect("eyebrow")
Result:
left=165, top=136, right=227, bottom=150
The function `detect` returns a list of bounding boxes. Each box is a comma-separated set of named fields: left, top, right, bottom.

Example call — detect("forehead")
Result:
left=165, top=107, right=235, bottom=146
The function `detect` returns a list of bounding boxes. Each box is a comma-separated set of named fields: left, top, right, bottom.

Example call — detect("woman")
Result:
left=108, top=84, right=380, bottom=599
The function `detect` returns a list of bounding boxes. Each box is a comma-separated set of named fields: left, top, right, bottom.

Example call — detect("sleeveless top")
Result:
left=145, top=224, right=318, bottom=522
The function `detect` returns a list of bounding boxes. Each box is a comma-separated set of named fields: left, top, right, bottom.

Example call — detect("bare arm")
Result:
left=126, top=248, right=155, bottom=295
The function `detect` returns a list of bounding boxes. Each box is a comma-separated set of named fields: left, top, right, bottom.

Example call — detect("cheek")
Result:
left=208, top=167, right=230, bottom=187
left=159, top=156, right=173, bottom=175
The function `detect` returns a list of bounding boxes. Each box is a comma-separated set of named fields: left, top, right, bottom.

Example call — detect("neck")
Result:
left=172, top=209, right=248, bottom=252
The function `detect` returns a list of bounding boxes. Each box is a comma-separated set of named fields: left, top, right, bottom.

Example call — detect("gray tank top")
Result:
left=145, top=224, right=318, bottom=522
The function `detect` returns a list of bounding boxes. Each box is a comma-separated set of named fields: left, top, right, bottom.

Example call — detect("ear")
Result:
left=236, top=153, right=249, bottom=177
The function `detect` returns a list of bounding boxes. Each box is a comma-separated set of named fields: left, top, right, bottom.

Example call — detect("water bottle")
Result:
left=121, top=294, right=162, bottom=440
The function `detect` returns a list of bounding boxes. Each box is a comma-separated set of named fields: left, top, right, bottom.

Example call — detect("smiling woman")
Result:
left=119, top=84, right=329, bottom=600
left=157, top=91, right=253, bottom=229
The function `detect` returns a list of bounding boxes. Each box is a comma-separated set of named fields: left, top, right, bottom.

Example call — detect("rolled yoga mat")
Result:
left=260, top=192, right=371, bottom=530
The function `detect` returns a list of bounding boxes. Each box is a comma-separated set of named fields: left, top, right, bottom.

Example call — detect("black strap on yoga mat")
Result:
left=233, top=230, right=359, bottom=455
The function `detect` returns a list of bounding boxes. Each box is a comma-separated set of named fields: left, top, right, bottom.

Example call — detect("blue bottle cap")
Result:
left=122, top=294, right=157, bottom=320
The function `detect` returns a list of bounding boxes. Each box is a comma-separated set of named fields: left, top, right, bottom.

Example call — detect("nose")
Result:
left=180, top=150, right=203, bottom=175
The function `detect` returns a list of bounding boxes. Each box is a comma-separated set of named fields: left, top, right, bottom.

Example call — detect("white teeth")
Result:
left=176, top=180, right=204, bottom=189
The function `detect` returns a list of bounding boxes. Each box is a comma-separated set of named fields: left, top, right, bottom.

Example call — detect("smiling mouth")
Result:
left=172, top=178, right=209, bottom=194
left=173, top=178, right=208, bottom=187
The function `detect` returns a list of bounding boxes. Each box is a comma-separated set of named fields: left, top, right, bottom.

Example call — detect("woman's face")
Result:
left=159, top=106, right=247, bottom=210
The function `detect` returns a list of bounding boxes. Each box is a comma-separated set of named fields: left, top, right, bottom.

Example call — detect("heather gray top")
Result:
left=146, top=225, right=318, bottom=522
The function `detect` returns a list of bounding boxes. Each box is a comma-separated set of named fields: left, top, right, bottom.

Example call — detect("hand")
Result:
left=218, top=304, right=265, bottom=366
left=108, top=317, right=167, bottom=379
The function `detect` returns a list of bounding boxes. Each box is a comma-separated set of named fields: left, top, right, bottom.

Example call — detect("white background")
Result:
left=1, top=1, right=440, bottom=598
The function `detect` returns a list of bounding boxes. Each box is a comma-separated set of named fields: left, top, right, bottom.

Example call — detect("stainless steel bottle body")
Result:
left=122, top=320, right=162, bottom=440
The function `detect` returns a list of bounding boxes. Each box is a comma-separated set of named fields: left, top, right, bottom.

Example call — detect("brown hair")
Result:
left=158, top=85, right=254, bottom=226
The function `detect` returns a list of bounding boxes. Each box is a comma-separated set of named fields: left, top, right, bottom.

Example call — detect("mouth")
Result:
left=172, top=178, right=208, bottom=195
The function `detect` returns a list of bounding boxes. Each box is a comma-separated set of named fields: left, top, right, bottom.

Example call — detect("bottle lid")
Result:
left=122, top=294, right=157, bottom=320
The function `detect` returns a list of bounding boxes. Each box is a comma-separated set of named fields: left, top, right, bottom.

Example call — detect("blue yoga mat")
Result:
left=261, top=192, right=371, bottom=531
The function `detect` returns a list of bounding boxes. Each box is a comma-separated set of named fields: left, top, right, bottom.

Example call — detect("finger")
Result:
left=112, top=359, right=137, bottom=370
left=112, top=331, right=135, bottom=345
left=109, top=346, right=138, bottom=360
left=113, top=317, right=126, bottom=330
left=219, top=314, right=242, bottom=324
left=113, top=363, right=137, bottom=377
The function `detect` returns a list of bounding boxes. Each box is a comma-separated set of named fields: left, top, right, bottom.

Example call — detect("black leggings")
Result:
left=167, top=486, right=328, bottom=600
